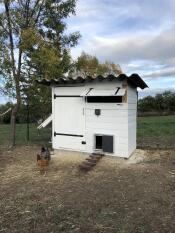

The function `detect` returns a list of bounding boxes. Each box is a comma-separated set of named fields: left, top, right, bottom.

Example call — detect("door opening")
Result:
left=95, top=135, right=102, bottom=149
left=95, top=135, right=114, bottom=153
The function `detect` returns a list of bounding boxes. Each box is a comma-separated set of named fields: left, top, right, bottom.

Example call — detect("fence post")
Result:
left=26, top=96, right=29, bottom=142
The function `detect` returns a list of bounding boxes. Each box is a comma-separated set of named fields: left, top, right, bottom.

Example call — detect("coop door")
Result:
left=54, top=97, right=85, bottom=151
left=95, top=135, right=114, bottom=153
left=102, top=135, right=113, bottom=153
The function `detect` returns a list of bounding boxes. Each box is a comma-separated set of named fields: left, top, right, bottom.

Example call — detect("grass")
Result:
left=0, top=115, right=175, bottom=149
left=137, top=115, right=175, bottom=137
left=0, top=123, right=51, bottom=149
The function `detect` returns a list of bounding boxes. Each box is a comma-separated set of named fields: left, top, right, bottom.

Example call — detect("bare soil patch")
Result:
left=0, top=146, right=175, bottom=233
left=137, top=135, right=175, bottom=149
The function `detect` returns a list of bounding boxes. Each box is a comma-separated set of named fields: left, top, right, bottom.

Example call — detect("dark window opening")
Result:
left=96, top=135, right=102, bottom=149
left=87, top=96, right=122, bottom=103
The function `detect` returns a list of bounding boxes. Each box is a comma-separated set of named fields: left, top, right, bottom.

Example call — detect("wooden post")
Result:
left=122, top=79, right=128, bottom=103
left=26, top=95, right=30, bottom=142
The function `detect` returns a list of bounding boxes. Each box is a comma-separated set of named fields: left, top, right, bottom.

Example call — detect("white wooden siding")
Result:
left=85, top=102, right=128, bottom=157
left=127, top=85, right=137, bottom=156
left=54, top=86, right=85, bottom=95
left=52, top=87, right=55, bottom=147
left=52, top=80, right=138, bottom=158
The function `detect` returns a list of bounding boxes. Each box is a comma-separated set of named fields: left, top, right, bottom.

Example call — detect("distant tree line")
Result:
left=138, top=91, right=175, bottom=115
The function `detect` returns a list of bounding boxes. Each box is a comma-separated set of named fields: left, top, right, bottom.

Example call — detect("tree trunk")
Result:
left=4, top=1, right=21, bottom=148
left=9, top=77, right=21, bottom=148
left=10, top=108, right=17, bottom=147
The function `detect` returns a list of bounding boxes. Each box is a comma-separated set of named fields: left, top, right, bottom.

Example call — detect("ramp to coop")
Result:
left=79, top=152, right=104, bottom=172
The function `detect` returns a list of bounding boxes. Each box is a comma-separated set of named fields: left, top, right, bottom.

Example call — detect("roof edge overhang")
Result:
left=36, top=73, right=148, bottom=89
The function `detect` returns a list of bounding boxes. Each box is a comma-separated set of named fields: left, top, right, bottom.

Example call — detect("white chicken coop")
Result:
left=37, top=74, right=148, bottom=158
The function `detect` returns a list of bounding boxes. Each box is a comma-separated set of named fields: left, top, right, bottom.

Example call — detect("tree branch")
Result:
left=32, top=0, right=45, bottom=26
left=4, top=1, right=21, bottom=112
left=4, top=1, right=16, bottom=78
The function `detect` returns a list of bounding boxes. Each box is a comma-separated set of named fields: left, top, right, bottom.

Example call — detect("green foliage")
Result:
left=0, top=87, right=51, bottom=124
left=20, top=28, right=41, bottom=51
left=138, top=96, right=156, bottom=112
left=74, top=52, right=122, bottom=77
left=0, top=102, right=13, bottom=124
left=0, top=1, right=80, bottom=145
left=138, top=91, right=175, bottom=112
left=0, top=0, right=80, bottom=102
left=21, top=83, right=52, bottom=122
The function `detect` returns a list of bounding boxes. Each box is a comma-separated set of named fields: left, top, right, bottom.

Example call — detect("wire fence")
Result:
left=0, top=123, right=52, bottom=151
left=1, top=115, right=175, bottom=152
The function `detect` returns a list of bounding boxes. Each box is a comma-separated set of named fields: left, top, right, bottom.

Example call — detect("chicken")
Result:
left=40, top=147, right=51, bottom=161
left=37, top=147, right=51, bottom=173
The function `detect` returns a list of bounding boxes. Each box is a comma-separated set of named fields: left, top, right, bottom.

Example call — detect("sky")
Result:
left=0, top=0, right=175, bottom=104
left=66, top=0, right=175, bottom=98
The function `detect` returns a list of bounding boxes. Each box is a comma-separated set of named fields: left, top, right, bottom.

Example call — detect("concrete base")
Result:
left=53, top=148, right=137, bottom=159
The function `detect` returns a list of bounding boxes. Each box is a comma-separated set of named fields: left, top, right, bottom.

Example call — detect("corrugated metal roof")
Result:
left=36, top=73, right=148, bottom=89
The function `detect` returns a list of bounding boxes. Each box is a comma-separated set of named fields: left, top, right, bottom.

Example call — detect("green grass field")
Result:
left=0, top=115, right=175, bottom=149
left=137, top=115, right=175, bottom=137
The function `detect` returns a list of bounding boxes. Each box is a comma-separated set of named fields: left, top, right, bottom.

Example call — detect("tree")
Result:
left=0, top=102, right=13, bottom=123
left=138, top=91, right=175, bottom=113
left=22, top=82, right=52, bottom=123
left=138, top=96, right=156, bottom=112
left=0, top=0, right=80, bottom=147
left=73, top=52, right=122, bottom=77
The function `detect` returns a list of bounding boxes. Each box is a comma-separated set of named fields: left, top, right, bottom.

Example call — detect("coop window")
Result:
left=87, top=96, right=122, bottom=103
left=82, top=87, right=126, bottom=103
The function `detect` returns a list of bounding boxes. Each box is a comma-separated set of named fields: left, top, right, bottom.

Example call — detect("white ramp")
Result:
left=37, top=114, right=52, bottom=129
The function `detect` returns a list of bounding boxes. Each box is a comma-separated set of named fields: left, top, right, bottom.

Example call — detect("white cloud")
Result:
left=69, top=0, right=175, bottom=71
left=79, top=26, right=175, bottom=64
left=143, top=67, right=175, bottom=78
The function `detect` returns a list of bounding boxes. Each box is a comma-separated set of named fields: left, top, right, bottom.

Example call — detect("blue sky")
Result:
left=0, top=0, right=175, bottom=103
left=66, top=0, right=175, bottom=98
